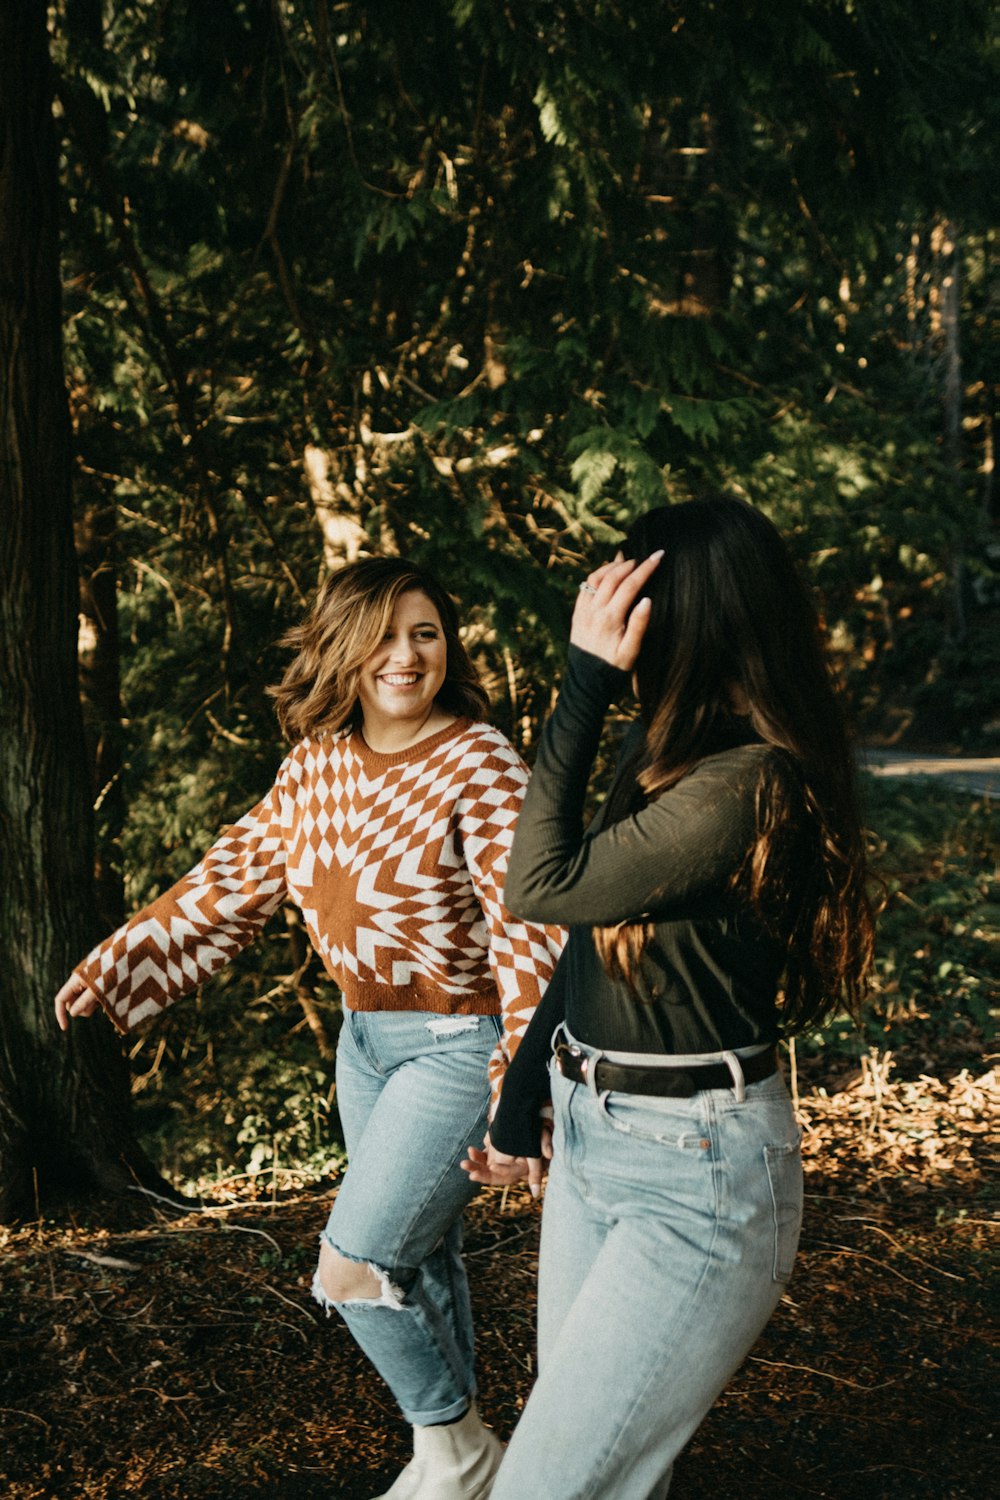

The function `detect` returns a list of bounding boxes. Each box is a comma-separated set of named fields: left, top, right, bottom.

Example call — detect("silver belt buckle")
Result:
left=555, top=1041, right=588, bottom=1082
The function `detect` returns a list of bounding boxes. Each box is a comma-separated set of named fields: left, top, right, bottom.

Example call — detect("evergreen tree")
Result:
left=0, top=0, right=156, bottom=1217
left=17, top=0, right=993, bottom=1192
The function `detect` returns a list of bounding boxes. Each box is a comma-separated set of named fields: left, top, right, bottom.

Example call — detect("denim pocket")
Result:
left=763, top=1136, right=803, bottom=1282
left=598, top=1091, right=710, bottom=1151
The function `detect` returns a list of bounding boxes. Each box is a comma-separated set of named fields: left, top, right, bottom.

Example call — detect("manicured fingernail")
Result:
left=650, top=549, right=664, bottom=560
left=529, top=1184, right=540, bottom=1199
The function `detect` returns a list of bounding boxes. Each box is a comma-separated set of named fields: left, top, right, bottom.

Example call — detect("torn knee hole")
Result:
left=312, top=1242, right=406, bottom=1311
left=315, top=1242, right=382, bottom=1301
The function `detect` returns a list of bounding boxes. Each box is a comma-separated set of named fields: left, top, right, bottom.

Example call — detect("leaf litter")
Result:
left=0, top=1056, right=994, bottom=1499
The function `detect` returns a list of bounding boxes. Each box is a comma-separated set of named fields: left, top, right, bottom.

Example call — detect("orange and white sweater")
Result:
left=75, top=717, right=566, bottom=1109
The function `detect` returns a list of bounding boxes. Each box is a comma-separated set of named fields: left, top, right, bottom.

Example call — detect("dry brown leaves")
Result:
left=1, top=1059, right=995, bottom=1499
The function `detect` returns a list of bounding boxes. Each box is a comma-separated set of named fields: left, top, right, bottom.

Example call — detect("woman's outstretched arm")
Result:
left=56, top=752, right=298, bottom=1035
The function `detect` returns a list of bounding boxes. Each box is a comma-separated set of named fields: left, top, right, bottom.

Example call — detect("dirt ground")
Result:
left=1, top=1058, right=995, bottom=1500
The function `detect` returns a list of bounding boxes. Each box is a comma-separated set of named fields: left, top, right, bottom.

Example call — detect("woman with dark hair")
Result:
left=465, top=498, right=877, bottom=1498
left=56, top=556, right=564, bottom=1500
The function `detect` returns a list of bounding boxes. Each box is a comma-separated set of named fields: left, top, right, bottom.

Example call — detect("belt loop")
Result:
left=586, top=1045, right=605, bottom=1099
left=722, top=1050, right=746, bottom=1103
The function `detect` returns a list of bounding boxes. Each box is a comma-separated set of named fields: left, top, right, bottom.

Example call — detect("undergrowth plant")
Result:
left=795, top=776, right=998, bottom=1077
left=129, top=777, right=997, bottom=1192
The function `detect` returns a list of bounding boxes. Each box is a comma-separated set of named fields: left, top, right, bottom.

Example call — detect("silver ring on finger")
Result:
left=578, top=582, right=597, bottom=595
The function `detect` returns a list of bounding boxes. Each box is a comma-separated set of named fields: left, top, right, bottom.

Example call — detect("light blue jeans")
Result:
left=312, top=1006, right=500, bottom=1425
left=491, top=1039, right=803, bottom=1500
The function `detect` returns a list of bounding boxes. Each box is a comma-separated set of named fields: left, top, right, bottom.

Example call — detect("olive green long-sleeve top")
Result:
left=490, top=646, right=803, bottom=1157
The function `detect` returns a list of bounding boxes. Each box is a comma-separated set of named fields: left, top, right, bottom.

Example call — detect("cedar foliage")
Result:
left=3, top=0, right=993, bottom=1204
left=55, top=3, right=998, bottom=818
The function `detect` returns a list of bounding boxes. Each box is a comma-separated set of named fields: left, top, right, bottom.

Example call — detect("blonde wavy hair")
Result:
left=269, top=558, right=490, bottom=742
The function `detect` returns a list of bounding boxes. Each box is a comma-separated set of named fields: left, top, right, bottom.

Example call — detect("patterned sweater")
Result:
left=75, top=717, right=566, bottom=1109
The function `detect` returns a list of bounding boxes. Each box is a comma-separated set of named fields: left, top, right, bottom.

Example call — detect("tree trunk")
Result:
left=76, top=496, right=125, bottom=933
left=0, top=2, right=158, bottom=1219
left=64, top=0, right=125, bottom=936
left=937, top=221, right=967, bottom=639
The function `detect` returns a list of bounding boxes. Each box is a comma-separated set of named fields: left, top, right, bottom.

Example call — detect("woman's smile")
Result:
left=357, top=589, right=452, bottom=749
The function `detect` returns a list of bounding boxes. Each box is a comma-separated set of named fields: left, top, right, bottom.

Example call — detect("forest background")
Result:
left=0, top=2, right=997, bottom=1496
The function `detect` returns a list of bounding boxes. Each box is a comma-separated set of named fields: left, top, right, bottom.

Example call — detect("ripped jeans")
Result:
left=312, top=1005, right=500, bottom=1425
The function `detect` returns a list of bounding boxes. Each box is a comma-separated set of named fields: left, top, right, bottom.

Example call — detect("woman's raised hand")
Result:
left=571, top=551, right=663, bottom=672
left=54, top=972, right=101, bottom=1031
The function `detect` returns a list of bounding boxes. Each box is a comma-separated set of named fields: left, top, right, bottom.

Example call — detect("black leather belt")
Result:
left=553, top=1042, right=778, bottom=1097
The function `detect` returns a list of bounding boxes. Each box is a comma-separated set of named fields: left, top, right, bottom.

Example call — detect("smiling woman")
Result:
left=53, top=556, right=565, bottom=1500
left=268, top=557, right=488, bottom=750
left=357, top=590, right=451, bottom=752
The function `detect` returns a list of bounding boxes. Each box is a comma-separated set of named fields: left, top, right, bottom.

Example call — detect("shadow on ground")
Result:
left=1, top=1063, right=994, bottom=1499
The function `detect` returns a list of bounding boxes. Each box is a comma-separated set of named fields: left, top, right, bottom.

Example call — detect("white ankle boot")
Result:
left=375, top=1407, right=504, bottom=1500
left=376, top=1454, right=422, bottom=1499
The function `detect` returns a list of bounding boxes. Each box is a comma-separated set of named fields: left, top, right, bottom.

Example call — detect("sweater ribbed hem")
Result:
left=342, top=976, right=500, bottom=1016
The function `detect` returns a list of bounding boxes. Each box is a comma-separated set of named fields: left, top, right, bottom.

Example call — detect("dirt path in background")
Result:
left=861, top=749, right=1000, bottom=799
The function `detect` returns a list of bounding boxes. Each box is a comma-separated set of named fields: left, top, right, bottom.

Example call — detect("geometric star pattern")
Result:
left=76, top=718, right=566, bottom=1112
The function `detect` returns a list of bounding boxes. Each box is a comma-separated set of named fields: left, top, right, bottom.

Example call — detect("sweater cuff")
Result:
left=74, top=951, right=130, bottom=1036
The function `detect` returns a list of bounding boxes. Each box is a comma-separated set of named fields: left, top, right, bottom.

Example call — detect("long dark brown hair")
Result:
left=269, top=557, right=489, bottom=742
left=593, top=498, right=877, bottom=1033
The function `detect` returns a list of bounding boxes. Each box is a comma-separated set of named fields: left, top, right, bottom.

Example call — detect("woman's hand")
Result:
left=54, top=972, right=101, bottom=1032
left=571, top=552, right=663, bottom=671
left=461, top=1126, right=553, bottom=1200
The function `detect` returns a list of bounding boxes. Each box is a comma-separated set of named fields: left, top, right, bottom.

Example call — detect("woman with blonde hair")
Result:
left=56, top=556, right=564, bottom=1500
left=466, top=498, right=878, bottom=1498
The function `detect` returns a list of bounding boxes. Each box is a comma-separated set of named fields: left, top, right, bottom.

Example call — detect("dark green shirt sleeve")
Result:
left=489, top=958, right=567, bottom=1158
left=504, top=646, right=767, bottom=927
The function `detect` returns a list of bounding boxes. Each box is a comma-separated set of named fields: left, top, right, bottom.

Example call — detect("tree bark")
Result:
left=64, top=0, right=125, bottom=936
left=0, top=2, right=158, bottom=1219
left=937, top=221, right=967, bottom=639
left=76, top=497, right=126, bottom=932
